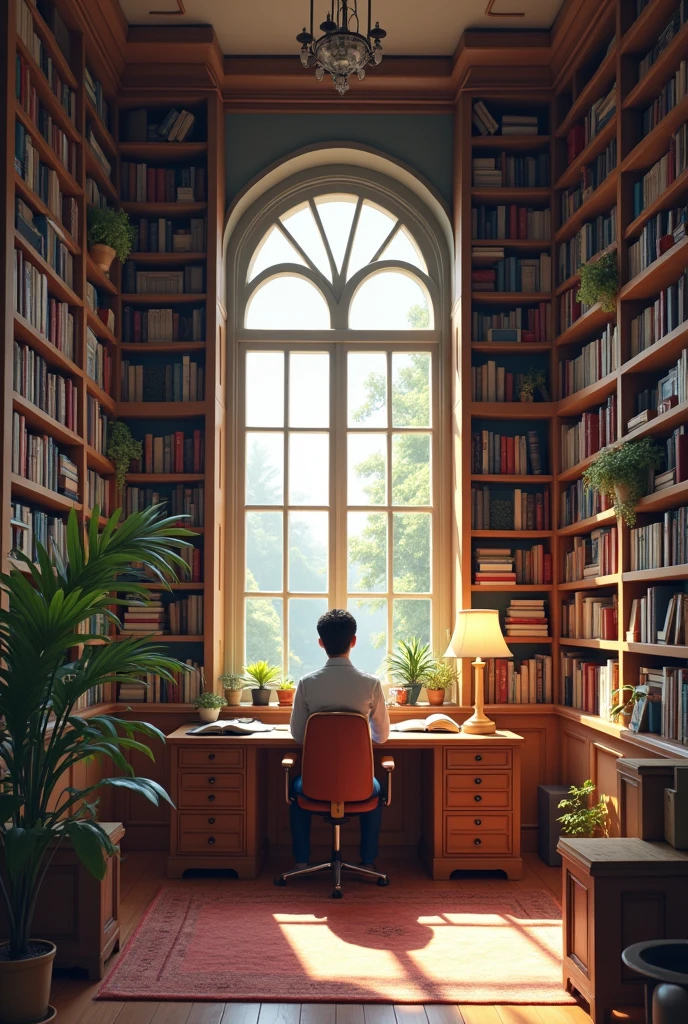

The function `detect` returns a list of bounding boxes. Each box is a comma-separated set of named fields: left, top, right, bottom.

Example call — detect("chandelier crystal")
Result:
left=296, top=0, right=387, bottom=96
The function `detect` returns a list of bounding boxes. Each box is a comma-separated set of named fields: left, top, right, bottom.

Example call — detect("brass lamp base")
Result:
left=462, top=656, right=496, bottom=735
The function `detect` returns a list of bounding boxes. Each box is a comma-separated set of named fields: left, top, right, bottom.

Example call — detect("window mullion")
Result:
left=283, top=353, right=290, bottom=678
left=333, top=344, right=347, bottom=611
left=387, top=350, right=393, bottom=656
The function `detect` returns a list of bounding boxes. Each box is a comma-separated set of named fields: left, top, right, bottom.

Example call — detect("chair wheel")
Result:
left=377, top=876, right=390, bottom=886
left=274, top=876, right=287, bottom=886
left=331, top=889, right=343, bottom=899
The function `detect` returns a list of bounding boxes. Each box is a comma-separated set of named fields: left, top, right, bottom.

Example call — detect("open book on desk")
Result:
left=187, top=718, right=279, bottom=736
left=391, top=713, right=461, bottom=733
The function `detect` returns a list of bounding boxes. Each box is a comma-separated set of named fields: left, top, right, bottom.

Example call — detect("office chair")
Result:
left=274, top=712, right=395, bottom=898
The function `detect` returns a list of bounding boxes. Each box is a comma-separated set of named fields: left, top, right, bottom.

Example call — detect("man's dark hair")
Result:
left=317, top=609, right=357, bottom=657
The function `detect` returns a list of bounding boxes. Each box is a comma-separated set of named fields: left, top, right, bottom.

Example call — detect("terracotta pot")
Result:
left=89, top=243, right=116, bottom=274
left=520, top=393, right=535, bottom=403
left=251, top=688, right=271, bottom=706
left=198, top=707, right=220, bottom=723
left=426, top=688, right=446, bottom=706
left=615, top=483, right=631, bottom=507
left=0, top=940, right=56, bottom=1024
left=619, top=710, right=633, bottom=728
left=276, top=690, right=295, bottom=707
left=224, top=689, right=243, bottom=706
left=390, top=687, right=408, bottom=705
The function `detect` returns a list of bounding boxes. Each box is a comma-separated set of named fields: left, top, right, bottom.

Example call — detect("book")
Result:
left=187, top=718, right=276, bottom=736
left=391, top=714, right=461, bottom=733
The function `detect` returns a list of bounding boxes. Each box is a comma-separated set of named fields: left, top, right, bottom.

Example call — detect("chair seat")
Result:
left=297, top=794, right=380, bottom=814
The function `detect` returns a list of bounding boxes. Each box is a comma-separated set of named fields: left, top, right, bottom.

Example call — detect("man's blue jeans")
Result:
left=289, top=776, right=382, bottom=864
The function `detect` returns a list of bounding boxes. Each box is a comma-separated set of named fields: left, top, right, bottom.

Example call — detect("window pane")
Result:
left=347, top=202, right=397, bottom=280
left=246, top=432, right=283, bottom=505
left=348, top=433, right=387, bottom=506
left=348, top=511, right=387, bottom=593
left=248, top=226, right=307, bottom=282
left=349, top=272, right=432, bottom=331
left=245, top=276, right=330, bottom=330
left=348, top=599, right=387, bottom=676
left=392, top=434, right=430, bottom=506
left=246, top=511, right=282, bottom=592
left=348, top=352, right=387, bottom=427
left=289, top=598, right=328, bottom=679
left=393, top=599, right=431, bottom=647
left=289, top=353, right=329, bottom=427
left=246, top=352, right=284, bottom=427
left=280, top=205, right=332, bottom=280
left=289, top=512, right=328, bottom=592
left=392, top=353, right=431, bottom=426
left=378, top=226, right=427, bottom=274
left=314, top=195, right=357, bottom=271
left=245, top=597, right=283, bottom=667
left=289, top=433, right=329, bottom=505
left=393, top=512, right=431, bottom=593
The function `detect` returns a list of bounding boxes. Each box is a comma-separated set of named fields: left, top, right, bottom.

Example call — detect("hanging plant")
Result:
left=582, top=438, right=663, bottom=527
left=576, top=251, right=618, bottom=313
left=106, top=421, right=142, bottom=495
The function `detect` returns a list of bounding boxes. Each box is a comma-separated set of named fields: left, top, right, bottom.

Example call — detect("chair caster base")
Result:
left=274, top=877, right=287, bottom=886
left=377, top=876, right=390, bottom=886
left=331, top=889, right=343, bottom=898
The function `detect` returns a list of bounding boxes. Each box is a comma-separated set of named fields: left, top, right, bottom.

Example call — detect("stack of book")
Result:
left=559, top=394, right=617, bottom=471
left=473, top=548, right=515, bottom=586
left=132, top=218, right=206, bottom=254
left=560, top=139, right=617, bottom=223
left=630, top=504, right=688, bottom=570
left=561, top=591, right=617, bottom=640
left=471, top=302, right=552, bottom=343
left=122, top=600, right=166, bottom=636
left=560, top=655, right=618, bottom=716
left=504, top=599, right=548, bottom=637
left=472, top=206, right=551, bottom=240
left=472, top=361, right=548, bottom=403
left=169, top=595, right=203, bottom=634
left=564, top=527, right=618, bottom=582
left=120, top=358, right=205, bottom=403
left=472, top=245, right=504, bottom=265
left=123, top=267, right=204, bottom=295
left=472, top=153, right=550, bottom=188
left=471, top=485, right=550, bottom=530
left=642, top=61, right=687, bottom=134
left=560, top=324, right=617, bottom=398
left=125, top=107, right=197, bottom=144
left=134, top=430, right=205, bottom=475
left=634, top=125, right=688, bottom=218
left=560, top=478, right=611, bottom=528
left=472, top=254, right=551, bottom=293
left=124, top=484, right=204, bottom=525
left=117, top=660, right=204, bottom=704
left=472, top=100, right=499, bottom=135
left=472, top=158, right=503, bottom=187
left=630, top=268, right=688, bottom=355
left=500, top=113, right=539, bottom=136
left=472, top=429, right=544, bottom=476
left=485, top=654, right=553, bottom=704
left=122, top=306, right=206, bottom=343
left=628, top=204, right=687, bottom=278
left=652, top=426, right=688, bottom=491
left=120, top=164, right=206, bottom=203
left=558, top=209, right=617, bottom=283
left=58, top=453, right=79, bottom=500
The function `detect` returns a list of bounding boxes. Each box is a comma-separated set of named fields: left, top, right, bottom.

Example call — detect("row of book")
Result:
left=169, top=596, right=204, bottom=635
left=85, top=176, right=109, bottom=209
left=642, top=61, right=687, bottom=135
left=10, top=501, right=66, bottom=563
left=14, top=124, right=79, bottom=240
left=561, top=591, right=617, bottom=641
left=628, top=204, right=688, bottom=279
left=560, top=324, right=617, bottom=398
left=84, top=65, right=110, bottom=130
left=564, top=526, right=617, bottom=582
left=472, top=101, right=542, bottom=137
left=638, top=2, right=688, bottom=81
left=567, top=85, right=616, bottom=162
left=132, top=218, right=206, bottom=254
left=630, top=268, right=688, bottom=356
left=560, top=478, right=611, bottom=528
left=630, top=505, right=688, bottom=571
left=16, top=0, right=75, bottom=123
left=124, top=107, right=198, bottom=144
left=120, top=359, right=205, bottom=403
left=16, top=200, right=73, bottom=289
left=87, top=470, right=110, bottom=517
left=86, top=328, right=112, bottom=392
left=132, top=431, right=205, bottom=475
left=560, top=139, right=617, bottom=225
left=557, top=208, right=617, bottom=284
left=87, top=129, right=112, bottom=180
left=86, top=396, right=108, bottom=455
left=633, top=124, right=688, bottom=218
left=12, top=413, right=78, bottom=498
left=471, top=361, right=549, bottom=403
left=122, top=267, right=204, bottom=295
left=471, top=302, right=552, bottom=343
left=120, top=164, right=207, bottom=204
left=504, top=599, right=548, bottom=637
left=473, top=545, right=551, bottom=586
left=628, top=345, right=688, bottom=432
left=561, top=655, right=617, bottom=717
left=13, top=341, right=77, bottom=432
left=123, top=484, right=204, bottom=525
left=472, top=153, right=550, bottom=188
left=13, top=249, right=75, bottom=360
left=471, top=205, right=551, bottom=241
left=471, top=486, right=550, bottom=531
left=484, top=655, right=553, bottom=704
left=639, top=665, right=688, bottom=745
left=117, top=662, right=205, bottom=704
left=627, top=587, right=688, bottom=645
left=559, top=285, right=593, bottom=334
left=471, top=430, right=544, bottom=476
left=559, top=394, right=617, bottom=471
left=122, top=306, right=206, bottom=343
left=472, top=254, right=551, bottom=293
left=650, top=426, right=688, bottom=491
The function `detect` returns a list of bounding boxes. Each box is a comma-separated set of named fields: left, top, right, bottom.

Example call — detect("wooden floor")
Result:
left=50, top=852, right=603, bottom=1024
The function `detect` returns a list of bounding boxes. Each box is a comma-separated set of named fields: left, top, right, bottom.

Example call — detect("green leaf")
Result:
left=63, top=820, right=113, bottom=880
left=0, top=794, right=23, bottom=826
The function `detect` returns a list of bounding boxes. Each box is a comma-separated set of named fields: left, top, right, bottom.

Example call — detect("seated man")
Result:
left=289, top=608, right=390, bottom=871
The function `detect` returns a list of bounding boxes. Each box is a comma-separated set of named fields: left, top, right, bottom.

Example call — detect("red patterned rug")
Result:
left=98, top=885, right=573, bottom=1004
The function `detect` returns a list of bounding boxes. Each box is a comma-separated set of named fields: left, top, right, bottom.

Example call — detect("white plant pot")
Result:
left=198, top=707, right=220, bottom=723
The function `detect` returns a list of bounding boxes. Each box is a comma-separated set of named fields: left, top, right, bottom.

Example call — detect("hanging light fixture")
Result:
left=296, top=0, right=387, bottom=96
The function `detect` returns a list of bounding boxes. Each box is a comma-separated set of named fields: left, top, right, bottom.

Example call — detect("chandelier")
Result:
left=296, top=0, right=387, bottom=96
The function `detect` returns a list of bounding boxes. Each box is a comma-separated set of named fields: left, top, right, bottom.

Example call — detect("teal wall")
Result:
left=225, top=113, right=453, bottom=208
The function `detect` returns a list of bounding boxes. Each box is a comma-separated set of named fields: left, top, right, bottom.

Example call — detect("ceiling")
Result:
left=117, top=0, right=566, bottom=57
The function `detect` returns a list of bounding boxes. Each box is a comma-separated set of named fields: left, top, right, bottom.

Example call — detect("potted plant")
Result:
left=582, top=438, right=663, bottom=526
left=244, top=661, right=281, bottom=706
left=87, top=206, right=135, bottom=274
left=106, top=422, right=143, bottom=497
left=558, top=779, right=609, bottom=838
left=276, top=678, right=295, bottom=707
left=518, top=368, right=547, bottom=403
left=0, top=504, right=188, bottom=1024
left=219, top=673, right=245, bottom=707
left=611, top=685, right=645, bottom=728
left=387, top=637, right=436, bottom=706
left=424, top=661, right=456, bottom=706
left=193, top=691, right=227, bottom=723
left=577, top=250, right=618, bottom=313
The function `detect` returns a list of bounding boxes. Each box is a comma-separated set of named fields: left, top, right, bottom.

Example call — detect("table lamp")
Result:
left=444, top=608, right=512, bottom=735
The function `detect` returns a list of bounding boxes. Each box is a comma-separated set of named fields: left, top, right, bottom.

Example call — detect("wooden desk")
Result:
left=165, top=725, right=524, bottom=880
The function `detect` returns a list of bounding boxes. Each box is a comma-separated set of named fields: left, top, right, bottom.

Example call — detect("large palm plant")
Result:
left=0, top=505, right=191, bottom=960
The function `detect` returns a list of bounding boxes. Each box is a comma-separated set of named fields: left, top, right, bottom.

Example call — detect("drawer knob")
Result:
left=474, top=795, right=482, bottom=802
left=208, top=837, right=215, bottom=845
left=474, top=777, right=482, bottom=785
left=208, top=794, right=215, bottom=802
left=208, top=817, right=215, bottom=825
left=474, top=838, right=482, bottom=846
left=208, top=777, right=216, bottom=784
left=208, top=754, right=216, bottom=761
left=475, top=754, right=482, bottom=762
left=474, top=819, right=482, bottom=826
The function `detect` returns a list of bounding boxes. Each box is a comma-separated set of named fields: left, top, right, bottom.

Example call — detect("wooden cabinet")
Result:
left=559, top=838, right=688, bottom=1023
left=617, top=758, right=688, bottom=840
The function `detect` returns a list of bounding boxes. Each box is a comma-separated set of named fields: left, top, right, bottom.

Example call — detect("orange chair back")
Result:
left=301, top=713, right=375, bottom=803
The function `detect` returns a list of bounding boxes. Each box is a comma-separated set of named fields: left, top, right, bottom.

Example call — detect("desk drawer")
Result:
left=179, top=819, right=245, bottom=855
left=445, top=749, right=511, bottom=769
left=178, top=812, right=243, bottom=832
left=444, top=779, right=512, bottom=810
left=180, top=772, right=244, bottom=791
left=446, top=771, right=511, bottom=793
left=445, top=816, right=512, bottom=855
left=179, top=748, right=245, bottom=768
left=178, top=773, right=244, bottom=809
left=446, top=813, right=511, bottom=833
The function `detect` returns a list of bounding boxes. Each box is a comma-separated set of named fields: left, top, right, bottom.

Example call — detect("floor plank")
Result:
left=187, top=1006, right=227, bottom=1024
left=495, top=1010, right=546, bottom=1024
left=115, top=1004, right=161, bottom=1024
left=535, top=1010, right=594, bottom=1024
left=222, top=1006, right=262, bottom=1024
left=151, top=1003, right=193, bottom=1024
left=425, top=1008, right=465, bottom=1024
left=394, top=1008, right=428, bottom=1024
left=363, top=1007, right=397, bottom=1024
left=256, top=1006, right=301, bottom=1024
left=458, top=1010, right=502, bottom=1024
left=300, top=1006, right=336, bottom=1024
left=336, top=1007, right=364, bottom=1024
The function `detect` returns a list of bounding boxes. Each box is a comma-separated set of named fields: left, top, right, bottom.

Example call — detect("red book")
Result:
left=658, top=235, right=674, bottom=257
left=174, top=432, right=184, bottom=474
left=472, top=269, right=497, bottom=282
left=535, top=492, right=544, bottom=530
left=193, top=429, right=202, bottom=472
left=498, top=660, right=508, bottom=703
left=567, top=124, right=585, bottom=162
left=509, top=205, right=517, bottom=239
left=518, top=208, right=527, bottom=240
left=676, top=434, right=688, bottom=483
left=147, top=167, right=156, bottom=203
left=157, top=168, right=166, bottom=202
left=133, top=311, right=142, bottom=343
left=505, top=372, right=514, bottom=402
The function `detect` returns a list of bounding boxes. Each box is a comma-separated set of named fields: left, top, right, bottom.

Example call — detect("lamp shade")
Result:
left=444, top=608, right=512, bottom=659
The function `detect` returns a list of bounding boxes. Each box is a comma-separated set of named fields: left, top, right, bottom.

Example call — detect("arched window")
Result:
left=227, top=167, right=450, bottom=681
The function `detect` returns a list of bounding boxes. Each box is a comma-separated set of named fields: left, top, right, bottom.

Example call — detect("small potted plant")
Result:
left=424, top=660, right=456, bottom=706
left=387, top=637, right=436, bottom=706
left=611, top=685, right=645, bottom=728
left=244, top=660, right=281, bottom=706
left=518, top=368, right=547, bottom=403
left=193, top=691, right=227, bottom=723
left=558, top=779, right=609, bottom=838
left=577, top=250, right=618, bottom=313
left=87, top=206, right=136, bottom=274
left=219, top=673, right=245, bottom=706
left=276, top=678, right=296, bottom=707
left=107, top=421, right=143, bottom=497
left=582, top=438, right=663, bottom=527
